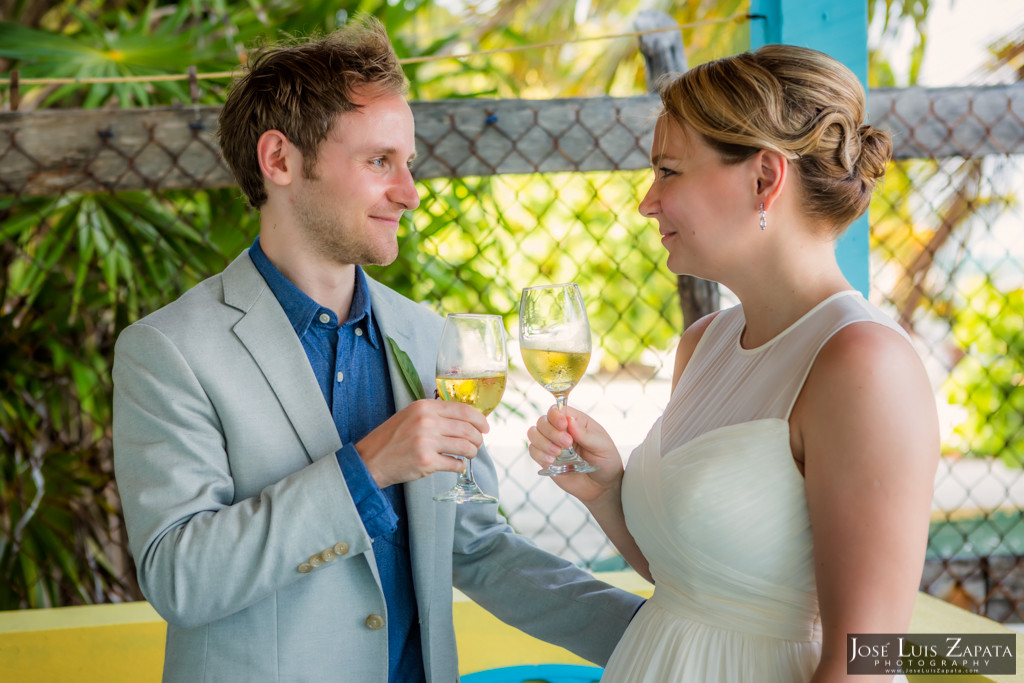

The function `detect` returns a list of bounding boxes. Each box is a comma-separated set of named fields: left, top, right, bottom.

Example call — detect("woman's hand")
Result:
left=527, top=405, right=623, bottom=504
left=528, top=404, right=651, bottom=582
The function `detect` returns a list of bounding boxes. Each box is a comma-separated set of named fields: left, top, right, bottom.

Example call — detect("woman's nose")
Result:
left=638, top=186, right=658, bottom=218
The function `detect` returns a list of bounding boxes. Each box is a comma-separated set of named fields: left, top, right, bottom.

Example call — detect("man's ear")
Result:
left=754, top=148, right=788, bottom=212
left=257, top=130, right=296, bottom=189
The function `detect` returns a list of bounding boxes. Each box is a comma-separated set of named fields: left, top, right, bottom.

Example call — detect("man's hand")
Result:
left=356, top=399, right=489, bottom=488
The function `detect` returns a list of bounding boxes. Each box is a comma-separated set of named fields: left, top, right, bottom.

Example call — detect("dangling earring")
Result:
left=759, top=202, right=767, bottom=231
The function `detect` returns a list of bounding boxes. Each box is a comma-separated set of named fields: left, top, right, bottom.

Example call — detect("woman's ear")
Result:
left=754, top=149, right=788, bottom=212
left=256, top=130, right=295, bottom=189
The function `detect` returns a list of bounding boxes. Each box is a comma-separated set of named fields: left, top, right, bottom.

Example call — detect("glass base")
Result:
left=539, top=455, right=599, bottom=477
left=433, top=483, right=498, bottom=504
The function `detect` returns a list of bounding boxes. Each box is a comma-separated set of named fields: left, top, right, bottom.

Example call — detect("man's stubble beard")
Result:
left=292, top=181, right=399, bottom=268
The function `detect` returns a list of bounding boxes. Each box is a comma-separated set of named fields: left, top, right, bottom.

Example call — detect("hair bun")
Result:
left=855, top=124, right=893, bottom=181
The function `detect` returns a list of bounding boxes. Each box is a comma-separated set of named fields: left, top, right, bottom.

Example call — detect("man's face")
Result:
left=290, top=90, right=419, bottom=267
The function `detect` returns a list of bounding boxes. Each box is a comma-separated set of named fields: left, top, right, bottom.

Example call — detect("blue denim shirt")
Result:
left=249, top=237, right=424, bottom=683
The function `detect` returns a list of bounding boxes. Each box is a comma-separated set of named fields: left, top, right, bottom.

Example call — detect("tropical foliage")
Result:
left=3, top=0, right=1016, bottom=612
left=943, top=282, right=1024, bottom=468
left=0, top=0, right=732, bottom=610
left=866, top=4, right=1024, bottom=475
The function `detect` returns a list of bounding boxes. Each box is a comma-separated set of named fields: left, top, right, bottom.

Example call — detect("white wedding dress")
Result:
left=601, top=291, right=908, bottom=683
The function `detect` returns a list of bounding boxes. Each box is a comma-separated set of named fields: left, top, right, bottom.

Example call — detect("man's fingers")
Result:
left=435, top=453, right=470, bottom=474
left=434, top=399, right=489, bottom=432
left=434, top=434, right=481, bottom=459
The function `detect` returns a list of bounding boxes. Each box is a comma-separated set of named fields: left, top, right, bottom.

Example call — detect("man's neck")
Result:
left=259, top=228, right=357, bottom=322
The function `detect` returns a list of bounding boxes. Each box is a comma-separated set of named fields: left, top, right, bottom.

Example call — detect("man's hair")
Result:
left=217, top=15, right=407, bottom=208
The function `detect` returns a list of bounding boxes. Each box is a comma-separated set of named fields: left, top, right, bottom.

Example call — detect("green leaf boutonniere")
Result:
left=386, top=336, right=427, bottom=401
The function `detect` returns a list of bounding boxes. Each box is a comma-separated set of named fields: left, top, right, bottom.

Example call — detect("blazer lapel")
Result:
left=224, top=252, right=342, bottom=463
left=367, top=278, right=450, bottom=620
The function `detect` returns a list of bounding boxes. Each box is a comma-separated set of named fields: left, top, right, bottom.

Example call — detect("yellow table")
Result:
left=0, top=572, right=1018, bottom=682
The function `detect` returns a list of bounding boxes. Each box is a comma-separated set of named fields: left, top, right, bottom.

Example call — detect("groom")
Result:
left=112, top=15, right=643, bottom=683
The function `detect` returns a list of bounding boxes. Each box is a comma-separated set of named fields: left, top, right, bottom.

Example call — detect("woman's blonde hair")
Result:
left=659, top=44, right=892, bottom=234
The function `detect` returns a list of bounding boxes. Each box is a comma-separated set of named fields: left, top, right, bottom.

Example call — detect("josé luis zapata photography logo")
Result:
left=847, top=633, right=1016, bottom=676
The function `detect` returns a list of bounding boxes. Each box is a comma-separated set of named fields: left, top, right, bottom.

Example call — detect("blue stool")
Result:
left=462, top=663, right=603, bottom=683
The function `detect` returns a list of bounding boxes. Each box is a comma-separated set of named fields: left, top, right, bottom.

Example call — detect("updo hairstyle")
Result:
left=659, top=44, right=893, bottom=234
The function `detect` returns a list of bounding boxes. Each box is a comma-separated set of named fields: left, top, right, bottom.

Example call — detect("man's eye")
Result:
left=371, top=158, right=385, bottom=168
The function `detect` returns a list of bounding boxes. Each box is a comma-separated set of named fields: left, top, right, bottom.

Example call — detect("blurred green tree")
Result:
left=944, top=282, right=1024, bottom=468
left=0, top=0, right=957, bottom=608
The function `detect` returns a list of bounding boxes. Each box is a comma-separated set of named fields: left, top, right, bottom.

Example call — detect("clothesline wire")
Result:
left=0, top=13, right=753, bottom=88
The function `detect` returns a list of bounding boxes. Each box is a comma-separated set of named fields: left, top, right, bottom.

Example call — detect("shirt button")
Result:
left=319, top=313, right=330, bottom=324
left=354, top=328, right=364, bottom=337
left=336, top=371, right=344, bottom=383
left=333, top=542, right=350, bottom=556
left=320, top=548, right=336, bottom=563
left=298, top=562, right=313, bottom=574
left=309, top=554, right=323, bottom=569
left=365, top=614, right=385, bottom=631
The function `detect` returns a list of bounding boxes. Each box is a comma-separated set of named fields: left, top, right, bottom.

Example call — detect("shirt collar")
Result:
left=248, top=236, right=380, bottom=348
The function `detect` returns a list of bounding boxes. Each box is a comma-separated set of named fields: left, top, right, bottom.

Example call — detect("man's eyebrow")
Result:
left=368, top=146, right=417, bottom=163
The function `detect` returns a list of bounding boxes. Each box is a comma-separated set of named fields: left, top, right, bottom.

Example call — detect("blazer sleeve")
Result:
left=113, top=321, right=375, bottom=629
left=450, top=440, right=644, bottom=666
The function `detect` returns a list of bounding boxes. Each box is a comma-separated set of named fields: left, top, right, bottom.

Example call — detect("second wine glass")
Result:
left=519, top=283, right=599, bottom=476
left=433, top=313, right=505, bottom=503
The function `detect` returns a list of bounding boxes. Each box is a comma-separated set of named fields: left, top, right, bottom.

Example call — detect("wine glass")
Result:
left=518, top=283, right=599, bottom=476
left=433, top=313, right=506, bottom=503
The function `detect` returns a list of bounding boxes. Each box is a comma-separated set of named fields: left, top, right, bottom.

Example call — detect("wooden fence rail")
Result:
left=1, top=84, right=1022, bottom=197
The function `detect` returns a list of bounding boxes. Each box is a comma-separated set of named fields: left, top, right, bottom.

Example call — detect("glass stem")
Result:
left=458, top=456, right=475, bottom=486
left=554, top=393, right=577, bottom=461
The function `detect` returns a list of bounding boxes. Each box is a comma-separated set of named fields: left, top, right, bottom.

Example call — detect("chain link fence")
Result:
left=871, top=85, right=1024, bottom=623
left=2, top=83, right=1023, bottom=621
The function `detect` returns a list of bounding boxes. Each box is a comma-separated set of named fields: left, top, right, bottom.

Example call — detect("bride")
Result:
left=527, top=44, right=939, bottom=683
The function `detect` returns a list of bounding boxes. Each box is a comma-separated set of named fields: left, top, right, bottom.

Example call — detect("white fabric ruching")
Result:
left=602, top=291, right=908, bottom=683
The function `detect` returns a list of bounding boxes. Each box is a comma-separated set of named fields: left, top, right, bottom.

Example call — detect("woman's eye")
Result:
left=657, top=167, right=676, bottom=179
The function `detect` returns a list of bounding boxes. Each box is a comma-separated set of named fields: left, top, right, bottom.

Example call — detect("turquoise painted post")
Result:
left=749, top=0, right=871, bottom=295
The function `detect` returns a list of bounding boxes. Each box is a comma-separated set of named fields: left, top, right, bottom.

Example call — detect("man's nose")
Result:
left=392, top=166, right=420, bottom=210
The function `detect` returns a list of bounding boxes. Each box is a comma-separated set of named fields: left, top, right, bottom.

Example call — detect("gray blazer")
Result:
left=113, top=251, right=643, bottom=682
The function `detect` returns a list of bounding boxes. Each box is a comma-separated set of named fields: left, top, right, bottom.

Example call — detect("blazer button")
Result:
left=320, top=548, right=336, bottom=563
left=309, top=554, right=323, bottom=569
left=333, top=542, right=350, bottom=556
left=298, top=562, right=313, bottom=574
left=365, top=614, right=385, bottom=631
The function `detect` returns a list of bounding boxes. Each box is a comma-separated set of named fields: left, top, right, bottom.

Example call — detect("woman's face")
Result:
left=639, top=116, right=759, bottom=279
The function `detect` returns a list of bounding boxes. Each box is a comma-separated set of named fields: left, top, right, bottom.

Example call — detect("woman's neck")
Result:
left=726, top=242, right=852, bottom=349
